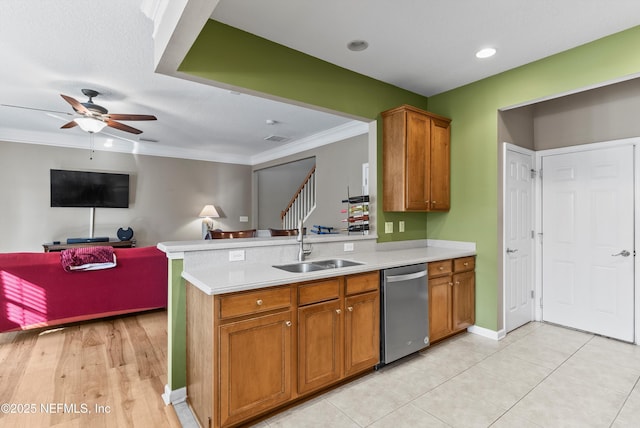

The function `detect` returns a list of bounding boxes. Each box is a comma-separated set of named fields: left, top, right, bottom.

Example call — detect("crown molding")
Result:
left=0, top=119, right=370, bottom=166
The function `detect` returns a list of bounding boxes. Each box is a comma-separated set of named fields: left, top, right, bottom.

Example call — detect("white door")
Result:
left=542, top=145, right=634, bottom=342
left=505, top=147, right=535, bottom=332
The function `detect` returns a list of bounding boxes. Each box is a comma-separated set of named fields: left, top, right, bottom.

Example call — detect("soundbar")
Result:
left=66, top=237, right=110, bottom=244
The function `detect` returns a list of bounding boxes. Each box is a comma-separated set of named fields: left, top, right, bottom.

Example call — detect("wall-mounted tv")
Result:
left=50, top=169, right=130, bottom=208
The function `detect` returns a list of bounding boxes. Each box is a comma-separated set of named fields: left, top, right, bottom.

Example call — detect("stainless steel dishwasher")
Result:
left=379, top=263, right=429, bottom=366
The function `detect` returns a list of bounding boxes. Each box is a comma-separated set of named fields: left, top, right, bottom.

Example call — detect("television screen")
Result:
left=50, top=169, right=130, bottom=208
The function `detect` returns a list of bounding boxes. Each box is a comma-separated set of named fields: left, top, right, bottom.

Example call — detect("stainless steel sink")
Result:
left=311, top=259, right=363, bottom=269
left=272, top=262, right=327, bottom=273
left=273, top=259, right=363, bottom=273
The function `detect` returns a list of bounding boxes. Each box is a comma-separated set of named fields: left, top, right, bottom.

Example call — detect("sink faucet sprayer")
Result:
left=297, top=218, right=312, bottom=261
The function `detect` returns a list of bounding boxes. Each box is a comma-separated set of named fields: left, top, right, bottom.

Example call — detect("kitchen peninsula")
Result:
left=158, top=234, right=476, bottom=428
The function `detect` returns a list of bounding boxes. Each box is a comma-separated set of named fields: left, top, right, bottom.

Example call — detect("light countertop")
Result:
left=183, top=245, right=476, bottom=296
left=158, top=233, right=375, bottom=254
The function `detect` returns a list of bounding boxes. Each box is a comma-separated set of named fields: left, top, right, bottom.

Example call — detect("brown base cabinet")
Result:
left=428, top=256, right=475, bottom=343
left=344, top=290, right=380, bottom=376
left=186, top=271, right=380, bottom=428
left=297, top=280, right=342, bottom=395
left=218, top=310, right=293, bottom=427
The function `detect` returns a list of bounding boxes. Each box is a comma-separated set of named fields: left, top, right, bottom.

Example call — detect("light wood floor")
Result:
left=0, top=310, right=181, bottom=428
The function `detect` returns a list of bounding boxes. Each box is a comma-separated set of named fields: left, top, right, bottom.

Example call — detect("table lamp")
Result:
left=199, top=204, right=220, bottom=239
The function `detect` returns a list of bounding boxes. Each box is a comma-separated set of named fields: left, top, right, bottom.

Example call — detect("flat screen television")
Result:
left=50, top=169, right=130, bottom=208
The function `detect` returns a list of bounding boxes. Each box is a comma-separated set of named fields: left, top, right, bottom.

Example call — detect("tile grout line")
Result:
left=487, top=333, right=596, bottom=427
left=608, top=375, right=640, bottom=428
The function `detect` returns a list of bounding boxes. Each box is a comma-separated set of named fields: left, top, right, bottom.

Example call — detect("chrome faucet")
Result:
left=297, top=218, right=312, bottom=261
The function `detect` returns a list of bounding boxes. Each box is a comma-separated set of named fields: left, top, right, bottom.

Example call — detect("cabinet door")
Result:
left=429, top=118, right=450, bottom=211
left=452, top=270, right=475, bottom=331
left=429, top=275, right=453, bottom=342
left=344, top=291, right=380, bottom=376
left=219, top=311, right=293, bottom=427
left=405, top=110, right=431, bottom=211
left=298, top=300, right=343, bottom=395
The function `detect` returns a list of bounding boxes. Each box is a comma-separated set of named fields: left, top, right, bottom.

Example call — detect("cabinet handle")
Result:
left=348, top=306, right=353, bottom=312
left=455, top=281, right=460, bottom=285
left=336, top=309, right=341, bottom=314
left=449, top=282, right=453, bottom=286
left=464, top=262, right=469, bottom=266
left=285, top=321, right=292, bottom=327
left=256, top=299, right=263, bottom=306
left=439, top=266, right=444, bottom=271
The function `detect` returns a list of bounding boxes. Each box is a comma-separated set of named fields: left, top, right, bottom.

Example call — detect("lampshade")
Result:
left=199, top=205, right=220, bottom=218
left=74, top=117, right=107, bottom=133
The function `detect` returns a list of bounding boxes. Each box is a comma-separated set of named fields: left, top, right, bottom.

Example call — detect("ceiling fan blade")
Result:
left=0, top=103, right=73, bottom=116
left=106, top=114, right=157, bottom=121
left=60, top=94, right=90, bottom=114
left=106, top=119, right=143, bottom=134
left=60, top=120, right=78, bottom=129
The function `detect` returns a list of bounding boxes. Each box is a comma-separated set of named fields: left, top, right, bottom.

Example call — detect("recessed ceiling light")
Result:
left=104, top=138, right=113, bottom=148
left=265, top=119, right=278, bottom=125
left=347, top=40, right=369, bottom=52
left=476, top=48, right=496, bottom=59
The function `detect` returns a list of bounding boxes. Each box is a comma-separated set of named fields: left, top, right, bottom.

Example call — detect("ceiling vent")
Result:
left=264, top=135, right=290, bottom=143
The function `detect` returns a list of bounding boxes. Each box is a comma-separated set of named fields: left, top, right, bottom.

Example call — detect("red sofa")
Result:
left=0, top=246, right=167, bottom=333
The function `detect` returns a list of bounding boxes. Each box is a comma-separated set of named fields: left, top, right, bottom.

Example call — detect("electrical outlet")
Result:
left=344, top=242, right=354, bottom=252
left=229, top=250, right=245, bottom=261
left=399, top=221, right=405, bottom=232
left=385, top=222, right=394, bottom=234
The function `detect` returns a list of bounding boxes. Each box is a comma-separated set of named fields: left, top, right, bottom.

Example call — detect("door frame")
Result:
left=501, top=143, right=536, bottom=333
left=534, top=137, right=640, bottom=344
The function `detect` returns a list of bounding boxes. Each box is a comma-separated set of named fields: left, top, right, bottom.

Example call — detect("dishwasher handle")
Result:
left=385, top=269, right=427, bottom=283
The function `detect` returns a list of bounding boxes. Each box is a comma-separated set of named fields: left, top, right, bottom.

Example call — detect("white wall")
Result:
left=256, top=157, right=316, bottom=229
left=0, top=141, right=252, bottom=252
left=253, top=134, right=368, bottom=233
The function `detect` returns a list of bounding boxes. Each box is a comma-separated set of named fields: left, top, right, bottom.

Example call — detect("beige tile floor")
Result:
left=251, top=322, right=640, bottom=428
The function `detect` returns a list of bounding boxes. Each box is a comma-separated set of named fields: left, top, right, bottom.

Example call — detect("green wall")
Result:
left=427, top=26, right=640, bottom=329
left=180, top=21, right=429, bottom=123
left=168, top=19, right=640, bottom=391
left=167, top=258, right=186, bottom=389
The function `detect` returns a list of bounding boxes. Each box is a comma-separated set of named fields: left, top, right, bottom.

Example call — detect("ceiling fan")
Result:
left=59, top=89, right=156, bottom=134
left=2, top=89, right=157, bottom=135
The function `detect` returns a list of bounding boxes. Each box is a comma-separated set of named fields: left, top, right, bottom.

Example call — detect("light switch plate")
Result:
left=385, top=222, right=394, bottom=234
left=229, top=250, right=245, bottom=261
left=344, top=242, right=354, bottom=252
left=239, top=216, right=249, bottom=222
left=399, top=221, right=405, bottom=232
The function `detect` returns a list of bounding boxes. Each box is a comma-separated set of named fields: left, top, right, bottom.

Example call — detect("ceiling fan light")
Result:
left=74, top=117, right=107, bottom=133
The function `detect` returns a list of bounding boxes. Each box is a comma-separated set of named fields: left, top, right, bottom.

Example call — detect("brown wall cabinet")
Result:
left=428, top=256, right=475, bottom=343
left=186, top=271, right=380, bottom=428
left=382, top=104, right=451, bottom=212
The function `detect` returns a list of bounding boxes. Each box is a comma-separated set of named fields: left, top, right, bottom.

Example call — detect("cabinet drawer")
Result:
left=454, top=256, right=475, bottom=272
left=219, top=286, right=291, bottom=320
left=346, top=271, right=379, bottom=296
left=428, top=260, right=452, bottom=278
left=298, top=278, right=340, bottom=306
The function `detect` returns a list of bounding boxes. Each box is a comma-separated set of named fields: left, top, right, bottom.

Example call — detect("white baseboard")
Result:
left=467, top=325, right=506, bottom=341
left=162, top=384, right=187, bottom=405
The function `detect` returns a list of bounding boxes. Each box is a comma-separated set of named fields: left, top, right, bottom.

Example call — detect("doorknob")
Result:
left=612, top=250, right=631, bottom=257
left=506, top=248, right=518, bottom=254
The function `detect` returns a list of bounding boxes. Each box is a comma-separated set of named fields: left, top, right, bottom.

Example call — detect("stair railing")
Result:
left=280, top=165, right=316, bottom=229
